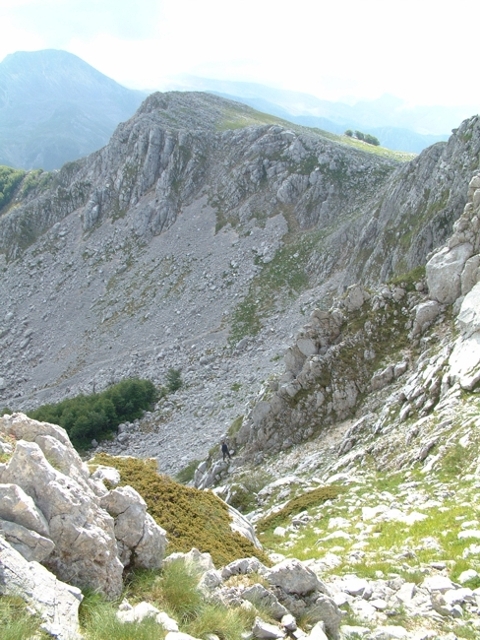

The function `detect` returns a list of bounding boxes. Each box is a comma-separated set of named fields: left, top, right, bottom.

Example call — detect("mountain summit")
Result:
left=0, top=49, right=146, bottom=170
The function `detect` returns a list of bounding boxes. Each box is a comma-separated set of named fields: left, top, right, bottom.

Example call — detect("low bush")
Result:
left=0, top=166, right=25, bottom=211
left=92, top=453, right=270, bottom=568
left=28, top=378, right=158, bottom=450
left=166, top=368, right=183, bottom=393
left=256, top=485, right=343, bottom=533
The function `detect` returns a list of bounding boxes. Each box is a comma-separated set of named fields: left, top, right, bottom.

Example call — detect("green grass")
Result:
left=80, top=559, right=259, bottom=640
left=0, top=595, right=48, bottom=640
left=80, top=593, right=165, bottom=640
left=175, top=459, right=200, bottom=484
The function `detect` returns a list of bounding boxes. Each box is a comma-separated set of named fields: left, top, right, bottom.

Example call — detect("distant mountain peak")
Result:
left=0, top=49, right=147, bottom=170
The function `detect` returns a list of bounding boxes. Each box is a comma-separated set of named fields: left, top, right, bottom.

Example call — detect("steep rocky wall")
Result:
left=196, top=169, right=480, bottom=487
left=343, top=115, right=480, bottom=285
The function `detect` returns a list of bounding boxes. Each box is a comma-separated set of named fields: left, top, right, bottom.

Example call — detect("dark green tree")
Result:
left=166, top=368, right=183, bottom=393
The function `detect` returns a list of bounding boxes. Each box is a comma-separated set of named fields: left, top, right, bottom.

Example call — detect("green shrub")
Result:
left=0, top=166, right=25, bottom=211
left=28, top=378, right=158, bottom=450
left=92, top=454, right=270, bottom=568
left=166, top=368, right=182, bottom=393
left=256, top=485, right=343, bottom=533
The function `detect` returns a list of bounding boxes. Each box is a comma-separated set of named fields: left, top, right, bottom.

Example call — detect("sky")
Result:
left=0, top=0, right=479, bottom=110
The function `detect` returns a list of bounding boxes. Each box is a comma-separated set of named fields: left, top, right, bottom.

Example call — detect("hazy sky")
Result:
left=1, top=0, right=479, bottom=109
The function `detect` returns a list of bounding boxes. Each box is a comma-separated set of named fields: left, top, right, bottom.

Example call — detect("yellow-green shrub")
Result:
left=92, top=454, right=269, bottom=567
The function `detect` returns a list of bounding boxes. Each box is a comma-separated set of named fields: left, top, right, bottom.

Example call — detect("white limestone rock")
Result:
left=448, top=332, right=480, bottom=390
left=0, top=536, right=82, bottom=640
left=0, top=482, right=50, bottom=536
left=90, top=464, right=122, bottom=487
left=426, top=243, right=473, bottom=304
left=265, top=559, right=325, bottom=595
left=252, top=616, right=285, bottom=639
left=343, top=284, right=370, bottom=312
left=165, top=547, right=215, bottom=573
left=2, top=439, right=124, bottom=598
left=228, top=503, right=263, bottom=548
left=242, top=584, right=289, bottom=620
left=305, top=621, right=329, bottom=640
left=411, top=300, right=442, bottom=336
left=457, top=281, right=480, bottom=335
left=0, top=518, right=54, bottom=563
left=100, top=485, right=167, bottom=569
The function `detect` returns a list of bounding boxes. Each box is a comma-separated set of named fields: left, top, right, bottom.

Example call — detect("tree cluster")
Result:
left=344, top=130, right=380, bottom=146
left=28, top=378, right=158, bottom=450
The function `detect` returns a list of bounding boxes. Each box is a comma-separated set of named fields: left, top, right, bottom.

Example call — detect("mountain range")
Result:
left=0, top=49, right=146, bottom=170
left=1, top=49, right=478, bottom=170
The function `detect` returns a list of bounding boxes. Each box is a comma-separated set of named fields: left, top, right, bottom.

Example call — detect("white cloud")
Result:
left=1, top=0, right=480, bottom=109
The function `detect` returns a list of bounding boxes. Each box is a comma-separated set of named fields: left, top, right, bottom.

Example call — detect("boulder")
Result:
left=411, top=300, right=442, bottom=336
left=228, top=503, right=262, bottom=548
left=426, top=243, right=473, bottom=304
left=0, top=536, right=82, bottom=640
left=242, top=584, right=289, bottom=620
left=100, top=485, right=167, bottom=569
left=2, top=439, right=124, bottom=598
left=343, top=284, right=370, bottom=312
left=252, top=616, right=285, bottom=639
left=265, top=559, right=325, bottom=595
left=221, top=557, right=268, bottom=580
left=164, top=547, right=215, bottom=573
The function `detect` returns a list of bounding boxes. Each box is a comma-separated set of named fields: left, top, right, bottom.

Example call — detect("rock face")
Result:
left=0, top=413, right=168, bottom=602
left=0, top=535, right=83, bottom=640
left=195, top=168, right=480, bottom=486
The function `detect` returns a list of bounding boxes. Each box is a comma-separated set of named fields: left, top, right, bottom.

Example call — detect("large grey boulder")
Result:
left=100, top=485, right=167, bottom=569
left=242, top=584, right=289, bottom=620
left=0, top=536, right=82, bottom=640
left=426, top=242, right=473, bottom=304
left=1, top=439, right=124, bottom=597
left=265, top=559, right=325, bottom=595
left=411, top=300, right=442, bottom=337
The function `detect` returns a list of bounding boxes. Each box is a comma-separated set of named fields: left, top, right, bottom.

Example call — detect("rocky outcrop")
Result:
left=0, top=535, right=83, bottom=640
left=0, top=413, right=168, bottom=622
left=195, top=168, right=480, bottom=488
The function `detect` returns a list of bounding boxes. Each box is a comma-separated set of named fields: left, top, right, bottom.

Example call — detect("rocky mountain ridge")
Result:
left=1, top=93, right=479, bottom=475
left=2, top=94, right=480, bottom=639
